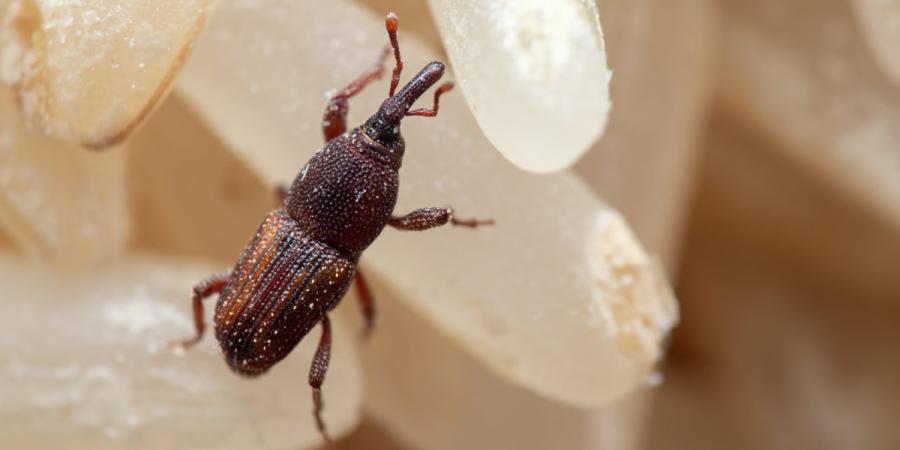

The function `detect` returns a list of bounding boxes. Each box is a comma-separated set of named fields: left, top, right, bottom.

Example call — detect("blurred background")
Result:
left=2, top=0, right=900, bottom=449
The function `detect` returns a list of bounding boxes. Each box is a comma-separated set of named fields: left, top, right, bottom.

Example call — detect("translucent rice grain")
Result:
left=0, top=0, right=217, bottom=148
left=720, top=0, right=900, bottom=233
left=0, top=254, right=362, bottom=449
left=428, top=0, right=612, bottom=173
left=0, top=85, right=129, bottom=266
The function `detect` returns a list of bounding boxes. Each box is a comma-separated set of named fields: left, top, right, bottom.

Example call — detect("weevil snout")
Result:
left=391, top=61, right=446, bottom=115
left=364, top=61, right=449, bottom=147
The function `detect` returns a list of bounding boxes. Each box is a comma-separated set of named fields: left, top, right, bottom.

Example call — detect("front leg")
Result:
left=388, top=207, right=494, bottom=231
left=322, top=46, right=390, bottom=142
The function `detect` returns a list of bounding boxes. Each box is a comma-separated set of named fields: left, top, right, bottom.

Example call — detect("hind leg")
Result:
left=308, top=315, right=333, bottom=443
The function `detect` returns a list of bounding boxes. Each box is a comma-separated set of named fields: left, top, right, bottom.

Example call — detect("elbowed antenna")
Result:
left=386, top=12, right=403, bottom=97
left=364, top=14, right=454, bottom=145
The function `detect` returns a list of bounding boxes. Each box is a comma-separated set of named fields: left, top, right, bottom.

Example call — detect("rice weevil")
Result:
left=172, top=13, right=492, bottom=443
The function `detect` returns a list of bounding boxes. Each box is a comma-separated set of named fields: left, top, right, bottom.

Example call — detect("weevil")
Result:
left=172, top=13, right=492, bottom=443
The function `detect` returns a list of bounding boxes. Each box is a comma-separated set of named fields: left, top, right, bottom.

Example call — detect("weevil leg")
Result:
left=388, top=207, right=494, bottom=231
left=354, top=270, right=377, bottom=338
left=170, top=272, right=230, bottom=350
left=309, top=315, right=333, bottom=444
left=322, top=46, right=391, bottom=142
left=275, top=184, right=289, bottom=206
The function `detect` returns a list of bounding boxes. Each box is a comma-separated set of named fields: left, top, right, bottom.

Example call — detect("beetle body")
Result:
left=173, top=14, right=491, bottom=443
left=214, top=59, right=444, bottom=374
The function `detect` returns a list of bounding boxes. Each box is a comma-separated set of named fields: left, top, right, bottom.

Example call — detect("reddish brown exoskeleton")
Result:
left=172, top=13, right=492, bottom=443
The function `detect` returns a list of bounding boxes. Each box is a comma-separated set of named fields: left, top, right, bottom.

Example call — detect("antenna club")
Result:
left=386, top=12, right=398, bottom=30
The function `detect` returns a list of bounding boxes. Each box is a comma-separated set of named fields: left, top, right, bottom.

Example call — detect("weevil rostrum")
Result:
left=172, top=13, right=492, bottom=442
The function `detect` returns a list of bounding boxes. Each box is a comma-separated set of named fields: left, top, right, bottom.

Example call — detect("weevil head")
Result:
left=363, top=61, right=446, bottom=157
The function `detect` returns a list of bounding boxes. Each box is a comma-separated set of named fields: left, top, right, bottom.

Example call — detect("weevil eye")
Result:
left=364, top=112, right=400, bottom=146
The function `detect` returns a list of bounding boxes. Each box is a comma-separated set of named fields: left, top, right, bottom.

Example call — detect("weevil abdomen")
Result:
left=214, top=209, right=355, bottom=376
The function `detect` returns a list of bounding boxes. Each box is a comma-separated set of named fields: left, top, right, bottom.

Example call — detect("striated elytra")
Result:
left=171, top=13, right=492, bottom=443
